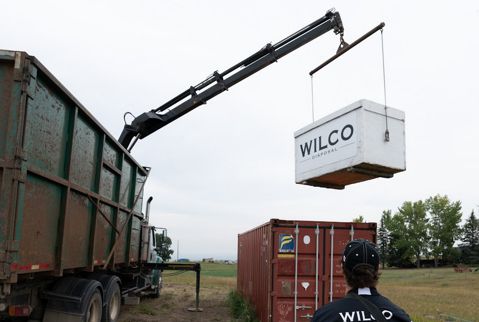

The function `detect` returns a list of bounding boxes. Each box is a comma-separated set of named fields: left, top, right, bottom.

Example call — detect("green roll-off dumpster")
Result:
left=0, top=50, right=162, bottom=322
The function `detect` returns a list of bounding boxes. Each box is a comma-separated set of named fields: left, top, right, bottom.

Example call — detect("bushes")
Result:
left=227, top=290, right=259, bottom=322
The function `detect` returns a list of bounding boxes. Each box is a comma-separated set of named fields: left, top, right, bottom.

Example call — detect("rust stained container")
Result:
left=0, top=50, right=147, bottom=283
left=237, top=219, right=377, bottom=322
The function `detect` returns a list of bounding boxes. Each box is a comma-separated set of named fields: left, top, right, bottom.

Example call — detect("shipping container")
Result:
left=0, top=50, right=162, bottom=321
left=294, top=99, right=405, bottom=189
left=237, top=219, right=377, bottom=322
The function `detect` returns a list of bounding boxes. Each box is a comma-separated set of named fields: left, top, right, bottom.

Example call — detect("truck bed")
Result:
left=0, top=50, right=148, bottom=283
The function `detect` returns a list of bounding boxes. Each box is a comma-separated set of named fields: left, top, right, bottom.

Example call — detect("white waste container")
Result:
left=294, top=99, right=406, bottom=189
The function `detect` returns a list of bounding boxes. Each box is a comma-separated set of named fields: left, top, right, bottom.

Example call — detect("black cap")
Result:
left=342, top=239, right=380, bottom=271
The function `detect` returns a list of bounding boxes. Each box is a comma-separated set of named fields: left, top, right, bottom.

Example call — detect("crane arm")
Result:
left=119, top=9, right=344, bottom=150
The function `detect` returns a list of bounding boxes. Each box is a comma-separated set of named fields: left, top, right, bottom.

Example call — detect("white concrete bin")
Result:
left=294, top=99, right=405, bottom=189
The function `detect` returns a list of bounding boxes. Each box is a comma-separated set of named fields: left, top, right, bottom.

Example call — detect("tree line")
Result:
left=377, top=194, right=479, bottom=268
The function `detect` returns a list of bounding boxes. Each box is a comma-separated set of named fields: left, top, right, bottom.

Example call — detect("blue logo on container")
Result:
left=279, top=234, right=295, bottom=253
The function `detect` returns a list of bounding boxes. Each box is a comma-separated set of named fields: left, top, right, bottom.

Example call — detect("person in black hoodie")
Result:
left=311, top=239, right=412, bottom=322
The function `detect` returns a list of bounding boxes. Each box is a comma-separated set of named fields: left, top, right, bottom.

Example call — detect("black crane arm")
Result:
left=119, top=9, right=344, bottom=150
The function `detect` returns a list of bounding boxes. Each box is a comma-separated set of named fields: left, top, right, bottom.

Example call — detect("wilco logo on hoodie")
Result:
left=299, top=124, right=354, bottom=158
left=339, top=310, right=394, bottom=322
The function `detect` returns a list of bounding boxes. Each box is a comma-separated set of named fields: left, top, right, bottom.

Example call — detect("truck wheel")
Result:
left=43, top=278, right=103, bottom=322
left=103, top=282, right=121, bottom=322
left=86, top=290, right=102, bottom=322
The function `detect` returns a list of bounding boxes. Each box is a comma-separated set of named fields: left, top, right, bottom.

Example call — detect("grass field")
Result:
left=164, top=263, right=479, bottom=322
left=379, top=267, right=479, bottom=322
left=162, top=262, right=237, bottom=288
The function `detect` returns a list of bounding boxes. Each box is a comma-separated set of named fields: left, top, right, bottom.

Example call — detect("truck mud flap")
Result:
left=42, top=277, right=103, bottom=322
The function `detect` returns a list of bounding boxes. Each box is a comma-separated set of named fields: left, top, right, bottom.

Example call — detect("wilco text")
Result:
left=299, top=124, right=354, bottom=158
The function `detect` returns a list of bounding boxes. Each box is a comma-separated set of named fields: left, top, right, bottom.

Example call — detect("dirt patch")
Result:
left=118, top=282, right=232, bottom=322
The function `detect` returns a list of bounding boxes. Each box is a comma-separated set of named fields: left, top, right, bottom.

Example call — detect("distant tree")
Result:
left=460, top=210, right=479, bottom=264
left=352, top=215, right=365, bottom=223
left=383, top=211, right=414, bottom=267
left=397, top=201, right=429, bottom=268
left=461, top=210, right=479, bottom=248
left=378, top=210, right=392, bottom=269
left=155, top=233, right=174, bottom=262
left=425, top=195, right=462, bottom=267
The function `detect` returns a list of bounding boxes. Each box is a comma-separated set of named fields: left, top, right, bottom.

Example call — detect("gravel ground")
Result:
left=118, top=282, right=232, bottom=322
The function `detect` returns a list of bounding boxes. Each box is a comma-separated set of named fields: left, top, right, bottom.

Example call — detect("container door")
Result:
left=322, top=224, right=377, bottom=303
left=271, top=222, right=377, bottom=321
left=272, top=224, right=321, bottom=322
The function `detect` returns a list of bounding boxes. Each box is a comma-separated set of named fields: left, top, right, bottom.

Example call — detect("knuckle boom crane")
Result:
left=119, top=9, right=344, bottom=151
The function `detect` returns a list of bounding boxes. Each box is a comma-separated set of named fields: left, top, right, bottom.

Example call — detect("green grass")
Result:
left=200, top=262, right=237, bottom=278
left=163, top=262, right=237, bottom=288
left=227, top=290, right=259, bottom=322
left=379, top=267, right=479, bottom=321
left=129, top=302, right=158, bottom=316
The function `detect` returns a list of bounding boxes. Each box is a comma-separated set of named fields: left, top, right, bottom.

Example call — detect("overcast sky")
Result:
left=2, top=1, right=478, bottom=260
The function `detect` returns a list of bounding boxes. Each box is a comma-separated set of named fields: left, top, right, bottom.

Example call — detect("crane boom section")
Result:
left=119, top=10, right=344, bottom=149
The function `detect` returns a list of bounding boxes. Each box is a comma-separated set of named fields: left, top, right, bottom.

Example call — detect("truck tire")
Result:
left=43, top=277, right=103, bottom=322
left=102, top=281, right=121, bottom=322
left=85, top=291, right=102, bottom=322
left=88, top=274, right=122, bottom=322
left=43, top=289, right=102, bottom=322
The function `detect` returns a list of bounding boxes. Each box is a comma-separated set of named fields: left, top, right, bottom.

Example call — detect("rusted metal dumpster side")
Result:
left=0, top=50, right=147, bottom=285
left=238, top=219, right=377, bottom=322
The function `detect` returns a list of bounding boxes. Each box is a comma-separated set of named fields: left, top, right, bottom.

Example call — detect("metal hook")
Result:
left=123, top=112, right=136, bottom=125
left=336, top=33, right=349, bottom=54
